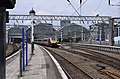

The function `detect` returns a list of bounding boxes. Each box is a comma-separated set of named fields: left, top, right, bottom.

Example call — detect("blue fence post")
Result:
left=22, top=28, right=25, bottom=71
left=26, top=29, right=28, bottom=66
left=20, top=50, right=22, bottom=77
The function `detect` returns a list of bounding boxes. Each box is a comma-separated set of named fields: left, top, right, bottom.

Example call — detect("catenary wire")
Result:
left=71, top=0, right=88, bottom=16
left=60, top=0, right=74, bottom=14
left=94, top=0, right=103, bottom=13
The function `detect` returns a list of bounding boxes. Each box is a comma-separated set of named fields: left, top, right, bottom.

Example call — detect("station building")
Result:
left=7, top=21, right=120, bottom=44
left=60, top=20, right=71, bottom=27
left=57, top=23, right=90, bottom=42
left=89, top=23, right=108, bottom=41
left=33, top=23, right=56, bottom=39
left=89, top=23, right=120, bottom=44
left=8, top=25, right=29, bottom=43
left=8, top=23, right=56, bottom=43
left=114, top=24, right=120, bottom=45
left=8, top=23, right=90, bottom=43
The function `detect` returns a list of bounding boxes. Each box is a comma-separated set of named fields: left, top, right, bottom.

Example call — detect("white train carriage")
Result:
left=35, top=38, right=59, bottom=47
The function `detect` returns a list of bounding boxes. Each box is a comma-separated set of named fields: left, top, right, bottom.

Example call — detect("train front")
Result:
left=49, top=38, right=59, bottom=47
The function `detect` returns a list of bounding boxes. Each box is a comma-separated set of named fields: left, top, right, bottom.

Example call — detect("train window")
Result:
left=43, top=39, right=47, bottom=41
left=39, top=39, right=42, bottom=41
left=51, top=38, right=55, bottom=40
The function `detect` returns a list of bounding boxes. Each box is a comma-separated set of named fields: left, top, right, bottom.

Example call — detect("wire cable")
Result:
left=67, top=0, right=81, bottom=16
left=71, top=0, right=88, bottom=16
left=60, top=0, right=74, bottom=14
left=94, top=0, right=103, bottom=13
left=99, top=7, right=110, bottom=15
left=60, top=4, right=70, bottom=14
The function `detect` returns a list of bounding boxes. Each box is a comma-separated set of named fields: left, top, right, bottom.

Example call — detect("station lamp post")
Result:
left=29, top=8, right=35, bottom=55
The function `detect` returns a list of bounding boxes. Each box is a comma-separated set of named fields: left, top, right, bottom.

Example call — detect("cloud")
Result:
left=91, top=11, right=101, bottom=16
left=37, top=10, right=52, bottom=15
left=8, top=0, right=119, bottom=17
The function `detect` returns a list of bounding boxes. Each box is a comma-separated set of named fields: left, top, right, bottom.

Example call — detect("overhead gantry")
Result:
left=9, top=15, right=111, bottom=23
left=8, top=14, right=120, bottom=46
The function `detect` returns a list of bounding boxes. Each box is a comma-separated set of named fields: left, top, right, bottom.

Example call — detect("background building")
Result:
left=58, top=23, right=90, bottom=42
left=89, top=23, right=120, bottom=44
left=60, top=20, right=71, bottom=27
left=8, top=25, right=28, bottom=43
left=8, top=23, right=56, bottom=43
left=34, top=23, right=56, bottom=39
left=8, top=23, right=90, bottom=43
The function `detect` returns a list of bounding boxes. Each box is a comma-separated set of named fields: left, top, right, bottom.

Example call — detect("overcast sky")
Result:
left=8, top=0, right=120, bottom=17
left=6, top=0, right=120, bottom=42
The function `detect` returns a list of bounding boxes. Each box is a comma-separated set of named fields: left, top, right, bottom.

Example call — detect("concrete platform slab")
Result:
left=6, top=44, right=65, bottom=79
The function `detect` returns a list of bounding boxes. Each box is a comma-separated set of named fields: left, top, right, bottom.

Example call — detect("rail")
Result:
left=6, top=49, right=21, bottom=61
left=45, top=47, right=94, bottom=79
left=71, top=43, right=120, bottom=53
left=100, top=70, right=120, bottom=79
left=41, top=46, right=68, bottom=79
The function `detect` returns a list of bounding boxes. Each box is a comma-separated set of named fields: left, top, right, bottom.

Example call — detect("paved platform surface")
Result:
left=6, top=44, right=62, bottom=79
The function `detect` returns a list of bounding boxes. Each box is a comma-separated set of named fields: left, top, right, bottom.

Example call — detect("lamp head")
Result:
left=29, top=8, right=36, bottom=16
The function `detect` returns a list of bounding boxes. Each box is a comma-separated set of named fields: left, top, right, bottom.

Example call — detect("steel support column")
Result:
left=61, top=30, right=63, bottom=43
left=0, top=7, right=6, bottom=79
left=109, top=18, right=114, bottom=46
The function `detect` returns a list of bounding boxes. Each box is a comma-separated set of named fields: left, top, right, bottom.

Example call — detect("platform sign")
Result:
left=0, top=0, right=16, bottom=9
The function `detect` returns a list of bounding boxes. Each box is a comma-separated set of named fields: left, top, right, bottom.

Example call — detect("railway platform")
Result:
left=6, top=44, right=67, bottom=79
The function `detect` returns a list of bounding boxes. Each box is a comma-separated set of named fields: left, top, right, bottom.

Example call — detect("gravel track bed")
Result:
left=45, top=47, right=112, bottom=79
left=71, top=45, right=120, bottom=60
left=67, top=45, right=120, bottom=70
left=50, top=51, right=92, bottom=79
left=6, top=43, right=21, bottom=57
left=62, top=45, right=120, bottom=78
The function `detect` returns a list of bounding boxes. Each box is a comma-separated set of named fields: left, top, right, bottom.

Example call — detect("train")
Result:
left=34, top=38, right=59, bottom=47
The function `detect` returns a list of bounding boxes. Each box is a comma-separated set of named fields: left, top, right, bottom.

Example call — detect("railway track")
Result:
left=45, top=47, right=98, bottom=79
left=100, top=70, right=120, bottom=79
left=60, top=44, right=120, bottom=79
left=67, top=45, right=120, bottom=70
left=71, top=45, right=120, bottom=55
left=6, top=43, right=21, bottom=65
left=71, top=44, right=120, bottom=55
left=6, top=43, right=21, bottom=57
left=64, top=46, right=120, bottom=70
